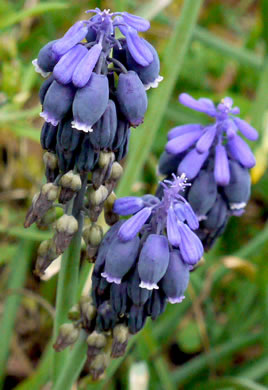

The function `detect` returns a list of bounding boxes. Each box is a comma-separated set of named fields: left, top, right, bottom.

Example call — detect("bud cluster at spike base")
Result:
left=53, top=175, right=204, bottom=379
left=158, top=94, right=258, bottom=250
left=34, top=8, right=163, bottom=177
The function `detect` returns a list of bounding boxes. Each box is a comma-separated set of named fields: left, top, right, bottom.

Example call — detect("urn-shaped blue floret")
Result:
left=32, top=40, right=60, bottom=77
left=177, top=222, right=203, bottom=265
left=187, top=170, right=217, bottom=219
left=161, top=250, right=190, bottom=304
left=116, top=71, right=148, bottom=127
left=89, top=99, right=117, bottom=150
left=101, top=234, right=140, bottom=284
left=40, top=81, right=75, bottom=126
left=113, top=197, right=145, bottom=216
left=126, top=38, right=163, bottom=90
left=138, top=234, right=170, bottom=290
left=223, top=160, right=251, bottom=214
left=94, top=221, right=125, bottom=276
left=127, top=267, right=151, bottom=306
left=72, top=73, right=109, bottom=132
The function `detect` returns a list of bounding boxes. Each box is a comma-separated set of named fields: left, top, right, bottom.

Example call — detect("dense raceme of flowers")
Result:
left=54, top=175, right=204, bottom=379
left=158, top=94, right=258, bottom=249
left=24, top=8, right=162, bottom=273
left=35, top=7, right=163, bottom=177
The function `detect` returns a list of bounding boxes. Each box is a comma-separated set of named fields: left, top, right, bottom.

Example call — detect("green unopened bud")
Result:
left=80, top=297, right=96, bottom=329
left=68, top=304, right=80, bottom=321
left=83, top=224, right=103, bottom=246
left=54, top=215, right=78, bottom=254
left=43, top=152, right=58, bottom=170
left=105, top=192, right=117, bottom=208
left=36, top=207, right=57, bottom=230
left=41, top=183, right=59, bottom=201
left=89, top=352, right=109, bottom=380
left=60, top=171, right=82, bottom=191
left=110, top=162, right=123, bottom=181
left=111, top=324, right=129, bottom=358
left=35, top=239, right=58, bottom=276
left=88, top=185, right=108, bottom=206
left=87, top=331, right=107, bottom=361
left=104, top=193, right=119, bottom=226
left=24, top=184, right=58, bottom=228
left=53, top=323, right=80, bottom=352
left=98, top=151, right=115, bottom=169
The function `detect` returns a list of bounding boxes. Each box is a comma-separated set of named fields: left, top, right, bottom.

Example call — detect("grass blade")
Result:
left=0, top=240, right=35, bottom=388
left=171, top=332, right=262, bottom=385
left=116, top=0, right=204, bottom=196
left=205, top=377, right=268, bottom=390
left=193, top=26, right=263, bottom=70
left=0, top=3, right=68, bottom=30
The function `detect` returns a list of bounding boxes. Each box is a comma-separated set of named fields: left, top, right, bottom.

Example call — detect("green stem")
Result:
left=52, top=175, right=88, bottom=382
left=116, top=0, right=204, bottom=197
left=52, top=212, right=84, bottom=382
left=0, top=240, right=35, bottom=388
left=53, top=331, right=88, bottom=390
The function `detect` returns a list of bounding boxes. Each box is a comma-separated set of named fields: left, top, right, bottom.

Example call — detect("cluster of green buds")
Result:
left=24, top=144, right=124, bottom=277
left=53, top=296, right=129, bottom=380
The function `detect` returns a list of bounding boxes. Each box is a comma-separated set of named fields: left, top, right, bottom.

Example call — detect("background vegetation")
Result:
left=0, top=0, right=268, bottom=389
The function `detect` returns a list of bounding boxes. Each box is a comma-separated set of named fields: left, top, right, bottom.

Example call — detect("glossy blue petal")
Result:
left=113, top=197, right=145, bottom=216
left=118, top=207, right=152, bottom=242
left=178, top=148, right=209, bottom=180
left=72, top=43, right=102, bottom=88
left=122, top=12, right=150, bottom=32
left=177, top=222, right=203, bottom=265
left=167, top=207, right=181, bottom=247
left=227, top=135, right=256, bottom=168
left=179, top=93, right=216, bottom=116
left=214, top=144, right=230, bottom=186
left=167, top=124, right=203, bottom=140
left=195, top=125, right=217, bottom=153
left=165, top=129, right=203, bottom=154
left=233, top=117, right=258, bottom=141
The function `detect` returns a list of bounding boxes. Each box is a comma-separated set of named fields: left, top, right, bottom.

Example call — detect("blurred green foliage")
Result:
left=0, top=0, right=268, bottom=389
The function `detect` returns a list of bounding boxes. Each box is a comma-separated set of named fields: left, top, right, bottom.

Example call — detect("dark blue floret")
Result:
left=116, top=71, right=148, bottom=127
left=40, top=80, right=75, bottom=126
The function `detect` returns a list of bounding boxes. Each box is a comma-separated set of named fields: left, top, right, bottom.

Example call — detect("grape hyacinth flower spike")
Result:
left=159, top=94, right=258, bottom=250
left=33, top=7, right=162, bottom=189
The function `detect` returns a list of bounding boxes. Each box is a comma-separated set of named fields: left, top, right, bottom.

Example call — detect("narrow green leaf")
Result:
left=171, top=332, right=262, bottom=385
left=0, top=240, right=35, bottom=389
left=0, top=3, right=68, bottom=29
left=0, top=224, right=51, bottom=241
left=116, top=0, right=204, bottom=196
left=0, top=106, right=40, bottom=122
left=193, top=26, right=263, bottom=70
left=205, top=377, right=268, bottom=390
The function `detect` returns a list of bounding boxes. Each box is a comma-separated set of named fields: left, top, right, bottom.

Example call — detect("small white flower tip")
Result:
left=168, top=295, right=185, bottom=304
left=71, top=120, right=93, bottom=133
left=139, top=281, right=159, bottom=290
left=32, top=59, right=50, bottom=78
left=101, top=272, right=121, bottom=285
left=40, top=112, right=59, bottom=126
left=230, top=202, right=246, bottom=210
left=144, top=75, right=164, bottom=91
